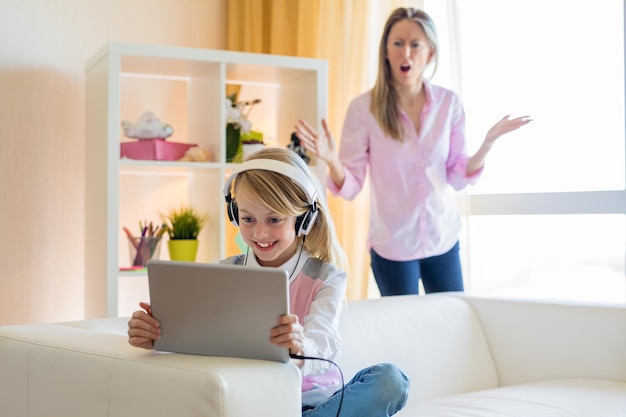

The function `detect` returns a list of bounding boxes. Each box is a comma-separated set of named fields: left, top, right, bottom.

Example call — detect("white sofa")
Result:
left=1, top=293, right=625, bottom=416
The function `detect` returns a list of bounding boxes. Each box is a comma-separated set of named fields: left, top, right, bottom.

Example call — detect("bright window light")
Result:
left=456, top=0, right=625, bottom=194
left=422, top=0, right=626, bottom=302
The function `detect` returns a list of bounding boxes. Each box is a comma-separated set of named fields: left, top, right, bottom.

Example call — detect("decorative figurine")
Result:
left=287, top=132, right=310, bottom=164
left=121, top=111, right=174, bottom=140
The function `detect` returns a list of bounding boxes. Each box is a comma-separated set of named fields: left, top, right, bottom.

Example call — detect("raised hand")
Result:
left=294, top=119, right=337, bottom=164
left=485, top=115, right=532, bottom=145
left=467, top=114, right=533, bottom=175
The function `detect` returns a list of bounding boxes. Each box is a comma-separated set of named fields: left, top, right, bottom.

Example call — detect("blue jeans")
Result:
left=302, top=363, right=409, bottom=417
left=370, top=241, right=463, bottom=296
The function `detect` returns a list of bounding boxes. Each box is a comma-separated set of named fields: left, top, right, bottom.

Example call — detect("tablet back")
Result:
left=147, top=260, right=290, bottom=362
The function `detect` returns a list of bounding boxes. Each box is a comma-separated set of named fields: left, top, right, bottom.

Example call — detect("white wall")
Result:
left=0, top=0, right=227, bottom=325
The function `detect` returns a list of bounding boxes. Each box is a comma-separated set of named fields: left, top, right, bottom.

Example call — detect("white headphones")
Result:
left=223, top=159, right=319, bottom=236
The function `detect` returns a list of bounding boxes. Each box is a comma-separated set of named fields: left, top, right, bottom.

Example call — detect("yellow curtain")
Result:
left=226, top=0, right=425, bottom=299
left=227, top=0, right=316, bottom=56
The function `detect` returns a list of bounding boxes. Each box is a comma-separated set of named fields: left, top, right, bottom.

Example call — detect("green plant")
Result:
left=161, top=205, right=208, bottom=240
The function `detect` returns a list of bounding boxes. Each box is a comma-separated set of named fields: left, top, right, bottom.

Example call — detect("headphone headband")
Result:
left=223, top=158, right=320, bottom=236
left=223, top=159, right=318, bottom=205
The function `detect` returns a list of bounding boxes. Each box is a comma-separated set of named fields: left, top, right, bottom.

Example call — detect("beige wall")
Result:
left=0, top=0, right=227, bottom=325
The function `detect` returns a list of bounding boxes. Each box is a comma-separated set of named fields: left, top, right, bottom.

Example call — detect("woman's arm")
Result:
left=467, top=115, right=532, bottom=175
left=295, top=118, right=346, bottom=188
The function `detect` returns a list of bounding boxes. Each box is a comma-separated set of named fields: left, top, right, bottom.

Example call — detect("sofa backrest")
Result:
left=336, top=293, right=499, bottom=403
left=461, top=295, right=626, bottom=386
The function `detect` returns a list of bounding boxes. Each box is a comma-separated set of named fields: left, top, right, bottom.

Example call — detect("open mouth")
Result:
left=400, top=64, right=411, bottom=73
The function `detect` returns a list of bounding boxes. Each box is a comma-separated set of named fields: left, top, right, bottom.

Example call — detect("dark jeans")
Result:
left=370, top=241, right=463, bottom=296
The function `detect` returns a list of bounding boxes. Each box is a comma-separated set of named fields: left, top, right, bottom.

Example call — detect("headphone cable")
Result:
left=288, top=237, right=305, bottom=280
left=289, top=353, right=345, bottom=417
left=250, top=235, right=342, bottom=416
left=244, top=238, right=304, bottom=282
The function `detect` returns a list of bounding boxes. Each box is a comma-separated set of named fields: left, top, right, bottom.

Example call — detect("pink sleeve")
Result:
left=328, top=97, right=371, bottom=201
left=446, top=98, right=483, bottom=190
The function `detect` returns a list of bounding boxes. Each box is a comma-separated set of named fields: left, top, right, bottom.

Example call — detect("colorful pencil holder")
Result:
left=127, top=236, right=162, bottom=267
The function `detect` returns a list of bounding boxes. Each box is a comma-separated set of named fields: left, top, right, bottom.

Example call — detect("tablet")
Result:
left=147, top=260, right=290, bottom=362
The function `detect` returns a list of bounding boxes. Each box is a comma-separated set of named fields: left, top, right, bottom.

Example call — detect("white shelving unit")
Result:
left=85, top=42, right=327, bottom=318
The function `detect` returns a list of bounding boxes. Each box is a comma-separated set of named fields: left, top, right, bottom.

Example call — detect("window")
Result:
left=462, top=214, right=626, bottom=303
left=427, top=0, right=626, bottom=302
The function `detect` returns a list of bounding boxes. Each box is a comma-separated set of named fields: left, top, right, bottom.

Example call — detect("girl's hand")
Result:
left=127, top=301, right=161, bottom=349
left=294, top=119, right=337, bottom=164
left=485, top=115, right=532, bottom=145
left=270, top=314, right=304, bottom=356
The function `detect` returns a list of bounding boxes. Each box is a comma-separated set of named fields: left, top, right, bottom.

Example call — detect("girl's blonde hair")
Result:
left=231, top=147, right=348, bottom=273
left=371, top=7, right=439, bottom=141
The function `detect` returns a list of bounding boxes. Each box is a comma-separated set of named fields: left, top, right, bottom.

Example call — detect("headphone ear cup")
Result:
left=295, top=213, right=305, bottom=235
left=227, top=200, right=239, bottom=227
left=295, top=208, right=319, bottom=236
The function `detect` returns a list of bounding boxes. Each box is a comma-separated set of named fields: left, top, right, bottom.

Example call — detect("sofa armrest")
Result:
left=0, top=322, right=301, bottom=417
left=461, top=295, right=626, bottom=386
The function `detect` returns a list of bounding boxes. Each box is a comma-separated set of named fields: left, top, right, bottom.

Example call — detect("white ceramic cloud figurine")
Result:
left=121, top=111, right=174, bottom=140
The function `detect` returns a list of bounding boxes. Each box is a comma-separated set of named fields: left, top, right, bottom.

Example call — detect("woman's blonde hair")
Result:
left=371, top=7, right=439, bottom=141
left=231, top=147, right=348, bottom=272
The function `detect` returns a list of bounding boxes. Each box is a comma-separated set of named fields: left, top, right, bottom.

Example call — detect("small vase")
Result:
left=242, top=142, right=266, bottom=160
left=226, top=123, right=241, bottom=163
left=168, top=239, right=199, bottom=262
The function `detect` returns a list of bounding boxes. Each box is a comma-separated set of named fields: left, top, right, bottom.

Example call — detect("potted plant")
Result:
left=161, top=205, right=208, bottom=262
left=225, top=89, right=263, bottom=163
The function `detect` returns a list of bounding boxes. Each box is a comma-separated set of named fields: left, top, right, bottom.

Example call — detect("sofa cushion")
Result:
left=400, top=379, right=626, bottom=416
left=336, top=294, right=499, bottom=403
left=60, top=317, right=129, bottom=335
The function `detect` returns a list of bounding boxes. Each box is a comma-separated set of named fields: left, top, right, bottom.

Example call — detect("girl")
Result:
left=127, top=147, right=409, bottom=416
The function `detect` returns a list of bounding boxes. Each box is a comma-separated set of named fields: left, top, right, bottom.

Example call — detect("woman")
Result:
left=295, top=7, right=531, bottom=296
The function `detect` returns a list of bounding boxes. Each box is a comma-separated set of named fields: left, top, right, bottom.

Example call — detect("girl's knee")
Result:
left=374, top=363, right=409, bottom=414
left=375, top=363, right=410, bottom=400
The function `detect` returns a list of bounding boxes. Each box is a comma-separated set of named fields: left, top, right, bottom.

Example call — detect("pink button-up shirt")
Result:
left=328, top=81, right=482, bottom=261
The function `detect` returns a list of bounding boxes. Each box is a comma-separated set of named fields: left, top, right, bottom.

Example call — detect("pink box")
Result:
left=120, top=139, right=198, bottom=161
